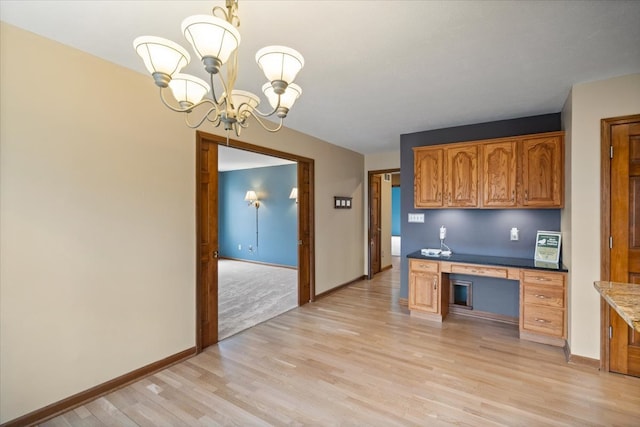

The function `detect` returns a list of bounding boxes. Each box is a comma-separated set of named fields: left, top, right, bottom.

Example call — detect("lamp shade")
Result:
left=182, top=15, right=241, bottom=65
left=255, top=46, right=304, bottom=84
left=168, top=74, right=210, bottom=107
left=289, top=188, right=298, bottom=200
left=226, top=90, right=260, bottom=120
left=244, top=190, right=258, bottom=203
left=262, top=83, right=302, bottom=109
left=133, top=36, right=190, bottom=76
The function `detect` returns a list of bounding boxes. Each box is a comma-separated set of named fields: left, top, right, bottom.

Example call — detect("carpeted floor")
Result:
left=218, top=259, right=298, bottom=340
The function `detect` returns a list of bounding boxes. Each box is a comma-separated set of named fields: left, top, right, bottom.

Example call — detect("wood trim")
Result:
left=1, top=347, right=196, bottom=427
left=195, top=131, right=316, bottom=347
left=314, top=275, right=367, bottom=300
left=564, top=342, right=600, bottom=369
left=599, top=114, right=640, bottom=372
left=380, top=264, right=393, bottom=273
left=398, top=297, right=408, bottom=306
left=449, top=306, right=519, bottom=325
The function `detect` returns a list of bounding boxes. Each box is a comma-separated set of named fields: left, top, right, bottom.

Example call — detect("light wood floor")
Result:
left=41, top=259, right=640, bottom=426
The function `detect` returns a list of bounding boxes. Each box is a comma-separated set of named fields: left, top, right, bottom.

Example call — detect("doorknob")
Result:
left=212, top=250, right=219, bottom=258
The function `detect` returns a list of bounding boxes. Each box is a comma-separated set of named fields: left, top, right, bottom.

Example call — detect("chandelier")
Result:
left=133, top=0, right=304, bottom=136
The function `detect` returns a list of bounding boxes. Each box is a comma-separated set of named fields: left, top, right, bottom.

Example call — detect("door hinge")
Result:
left=610, top=236, right=613, bottom=249
left=610, top=145, right=613, bottom=159
left=609, top=325, right=613, bottom=339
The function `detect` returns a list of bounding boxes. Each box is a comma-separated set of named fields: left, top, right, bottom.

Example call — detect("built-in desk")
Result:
left=407, top=251, right=568, bottom=347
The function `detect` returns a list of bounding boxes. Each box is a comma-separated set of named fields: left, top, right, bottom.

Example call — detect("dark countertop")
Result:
left=406, top=250, right=568, bottom=273
left=594, top=281, right=640, bottom=333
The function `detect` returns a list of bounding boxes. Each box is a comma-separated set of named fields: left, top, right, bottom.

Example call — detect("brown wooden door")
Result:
left=414, top=147, right=444, bottom=208
left=609, top=119, right=640, bottom=377
left=521, top=134, right=563, bottom=207
left=482, top=141, right=517, bottom=207
left=370, top=175, right=381, bottom=275
left=446, top=144, right=478, bottom=207
left=297, top=160, right=312, bottom=304
left=197, top=137, right=219, bottom=349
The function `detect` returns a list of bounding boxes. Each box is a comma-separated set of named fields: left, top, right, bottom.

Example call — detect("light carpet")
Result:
left=218, top=259, right=298, bottom=340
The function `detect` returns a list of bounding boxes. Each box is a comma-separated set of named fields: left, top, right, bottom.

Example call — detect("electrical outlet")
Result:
left=510, top=227, right=519, bottom=241
left=439, top=226, right=447, bottom=240
left=238, top=244, right=242, bottom=251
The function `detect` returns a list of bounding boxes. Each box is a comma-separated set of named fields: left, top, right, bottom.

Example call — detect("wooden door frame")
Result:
left=367, top=168, right=400, bottom=279
left=599, top=113, right=640, bottom=371
left=196, top=131, right=315, bottom=351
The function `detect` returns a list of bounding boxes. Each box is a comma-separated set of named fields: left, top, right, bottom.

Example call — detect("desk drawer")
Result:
left=522, top=270, right=564, bottom=287
left=523, top=284, right=564, bottom=308
left=450, top=264, right=507, bottom=278
left=522, top=306, right=565, bottom=338
left=410, top=260, right=439, bottom=273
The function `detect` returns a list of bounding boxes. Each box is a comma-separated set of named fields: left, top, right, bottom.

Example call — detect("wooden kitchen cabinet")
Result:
left=520, top=134, right=563, bottom=207
left=413, top=147, right=445, bottom=208
left=445, top=144, right=478, bottom=207
left=482, top=140, right=517, bottom=207
left=408, top=259, right=448, bottom=320
left=519, top=269, right=567, bottom=346
left=412, top=131, right=564, bottom=209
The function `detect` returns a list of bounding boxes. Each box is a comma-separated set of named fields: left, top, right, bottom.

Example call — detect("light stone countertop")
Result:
left=594, top=281, right=640, bottom=333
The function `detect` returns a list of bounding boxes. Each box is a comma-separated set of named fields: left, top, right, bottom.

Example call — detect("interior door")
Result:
left=609, top=119, right=640, bottom=377
left=197, top=137, right=219, bottom=349
left=370, top=175, right=381, bottom=275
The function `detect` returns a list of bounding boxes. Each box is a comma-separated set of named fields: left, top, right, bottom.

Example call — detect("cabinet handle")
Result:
left=433, top=278, right=437, bottom=290
left=437, top=191, right=441, bottom=201
left=532, top=276, right=551, bottom=281
left=524, top=190, right=528, bottom=201
left=511, top=190, right=515, bottom=201
left=535, top=318, right=550, bottom=323
left=534, top=294, right=548, bottom=299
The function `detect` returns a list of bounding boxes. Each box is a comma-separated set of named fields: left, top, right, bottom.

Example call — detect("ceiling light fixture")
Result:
left=133, top=0, right=304, bottom=137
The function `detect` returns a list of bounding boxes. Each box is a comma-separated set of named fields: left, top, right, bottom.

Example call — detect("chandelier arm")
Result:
left=249, top=110, right=284, bottom=133
left=159, top=88, right=219, bottom=114
left=184, top=106, right=221, bottom=129
left=250, top=95, right=282, bottom=117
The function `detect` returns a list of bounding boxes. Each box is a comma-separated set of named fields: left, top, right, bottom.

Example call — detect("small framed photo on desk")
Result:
left=534, top=231, right=561, bottom=263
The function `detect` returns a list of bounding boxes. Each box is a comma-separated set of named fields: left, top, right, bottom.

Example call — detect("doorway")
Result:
left=600, top=114, right=640, bottom=376
left=196, top=131, right=315, bottom=350
left=368, top=169, right=400, bottom=279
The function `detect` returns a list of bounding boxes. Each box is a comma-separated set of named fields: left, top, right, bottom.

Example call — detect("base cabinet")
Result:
left=408, top=260, right=448, bottom=321
left=407, top=256, right=567, bottom=346
left=519, top=270, right=567, bottom=346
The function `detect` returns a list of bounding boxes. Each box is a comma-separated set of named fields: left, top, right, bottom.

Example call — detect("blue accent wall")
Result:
left=391, top=187, right=401, bottom=236
left=219, top=164, right=297, bottom=267
left=400, top=114, right=562, bottom=315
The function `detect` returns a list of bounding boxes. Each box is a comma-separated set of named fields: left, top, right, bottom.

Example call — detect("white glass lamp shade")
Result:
left=244, top=190, right=258, bottom=203
left=133, top=36, right=190, bottom=76
left=262, top=82, right=302, bottom=109
left=289, top=188, right=298, bottom=200
left=168, top=74, right=210, bottom=107
left=230, top=90, right=260, bottom=119
left=255, top=46, right=304, bottom=84
left=181, top=15, right=241, bottom=66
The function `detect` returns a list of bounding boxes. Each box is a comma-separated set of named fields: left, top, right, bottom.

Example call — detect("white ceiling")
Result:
left=1, top=1, right=639, bottom=155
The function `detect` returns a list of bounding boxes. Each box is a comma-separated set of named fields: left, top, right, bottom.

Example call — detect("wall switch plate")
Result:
left=510, top=227, right=519, bottom=241
left=408, top=213, right=424, bottom=223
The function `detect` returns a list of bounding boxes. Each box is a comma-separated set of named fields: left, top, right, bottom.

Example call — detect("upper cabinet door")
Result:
left=521, top=135, right=563, bottom=208
left=482, top=141, right=517, bottom=207
left=414, top=147, right=445, bottom=208
left=446, top=144, right=478, bottom=207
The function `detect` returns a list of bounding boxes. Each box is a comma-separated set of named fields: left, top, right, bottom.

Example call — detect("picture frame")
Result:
left=534, top=231, right=561, bottom=263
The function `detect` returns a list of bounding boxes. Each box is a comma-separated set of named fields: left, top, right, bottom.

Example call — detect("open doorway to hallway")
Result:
left=217, top=145, right=298, bottom=340
left=368, top=169, right=401, bottom=279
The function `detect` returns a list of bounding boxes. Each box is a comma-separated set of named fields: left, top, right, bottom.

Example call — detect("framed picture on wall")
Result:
left=534, top=231, right=561, bottom=263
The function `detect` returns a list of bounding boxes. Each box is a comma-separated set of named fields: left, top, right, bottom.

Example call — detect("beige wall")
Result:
left=0, top=22, right=364, bottom=423
left=363, top=151, right=401, bottom=273
left=562, top=73, right=640, bottom=359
